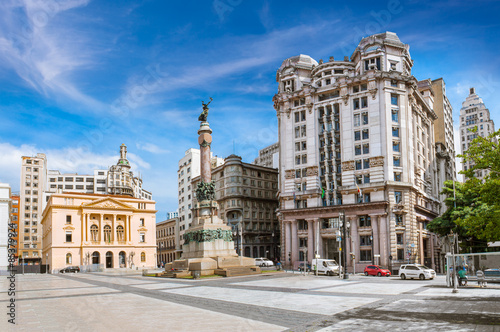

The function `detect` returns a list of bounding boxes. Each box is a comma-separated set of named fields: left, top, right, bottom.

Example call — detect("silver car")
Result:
left=399, top=264, right=436, bottom=280
left=255, top=258, right=274, bottom=267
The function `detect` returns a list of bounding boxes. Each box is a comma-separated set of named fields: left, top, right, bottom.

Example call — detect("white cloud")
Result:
left=135, top=142, right=169, bottom=154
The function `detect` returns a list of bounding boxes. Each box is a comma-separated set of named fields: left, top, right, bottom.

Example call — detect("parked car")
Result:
left=255, top=258, right=274, bottom=267
left=298, top=263, right=312, bottom=272
left=60, top=266, right=80, bottom=273
left=399, top=264, right=435, bottom=280
left=312, top=259, right=341, bottom=276
left=364, top=265, right=391, bottom=277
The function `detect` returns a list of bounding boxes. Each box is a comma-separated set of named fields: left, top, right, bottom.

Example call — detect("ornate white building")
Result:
left=459, top=87, right=496, bottom=179
left=274, top=32, right=449, bottom=272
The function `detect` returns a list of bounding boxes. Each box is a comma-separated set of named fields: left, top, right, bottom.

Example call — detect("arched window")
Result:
left=66, top=253, right=72, bottom=264
left=141, top=252, right=146, bottom=262
left=90, top=225, right=98, bottom=242
left=92, top=251, right=100, bottom=264
left=104, top=225, right=111, bottom=243
left=116, top=225, right=124, bottom=241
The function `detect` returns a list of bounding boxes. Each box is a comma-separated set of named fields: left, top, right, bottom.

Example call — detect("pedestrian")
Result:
left=458, top=266, right=468, bottom=286
left=476, top=269, right=486, bottom=288
left=277, top=261, right=281, bottom=271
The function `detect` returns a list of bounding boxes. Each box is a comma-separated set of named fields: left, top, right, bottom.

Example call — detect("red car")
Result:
left=364, top=265, right=391, bottom=277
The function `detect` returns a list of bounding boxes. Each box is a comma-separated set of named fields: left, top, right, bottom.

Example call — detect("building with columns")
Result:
left=274, top=32, right=448, bottom=272
left=41, top=192, right=157, bottom=272
left=156, top=217, right=179, bottom=266
left=459, top=87, right=496, bottom=179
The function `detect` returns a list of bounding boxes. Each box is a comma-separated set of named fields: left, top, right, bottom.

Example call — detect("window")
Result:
left=397, top=233, right=404, bottom=244
left=140, top=233, right=145, bottom=243
left=397, top=248, right=404, bottom=260
left=66, top=231, right=72, bottom=243
left=393, top=142, right=400, bottom=152
left=393, top=156, right=400, bottom=167
left=394, top=172, right=401, bottom=182
left=354, top=114, right=360, bottom=127
left=362, top=129, right=369, bottom=140
left=66, top=253, right=72, bottom=264
left=391, top=80, right=397, bottom=87
left=392, top=127, right=399, bottom=137
left=362, top=112, right=368, bottom=125
left=363, top=174, right=370, bottom=184
left=391, top=94, right=398, bottom=106
left=363, top=159, right=370, bottom=169
left=353, top=98, right=360, bottom=110
left=354, top=131, right=361, bottom=141
left=140, top=218, right=144, bottom=226
left=90, top=225, right=98, bottom=242
left=392, top=109, right=399, bottom=122
left=363, top=144, right=369, bottom=154
left=361, top=97, right=368, bottom=108
left=141, top=252, right=146, bottom=262
left=104, top=225, right=111, bottom=243
left=353, top=85, right=359, bottom=93
left=355, top=160, right=362, bottom=170
left=395, top=191, right=402, bottom=204
left=355, top=145, right=362, bottom=155
left=364, top=193, right=371, bottom=202
left=360, top=250, right=372, bottom=261
left=66, top=215, right=71, bottom=224
left=360, top=235, right=372, bottom=245
left=359, top=215, right=371, bottom=227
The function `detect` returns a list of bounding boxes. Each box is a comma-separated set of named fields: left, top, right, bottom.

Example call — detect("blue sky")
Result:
left=1, top=0, right=499, bottom=219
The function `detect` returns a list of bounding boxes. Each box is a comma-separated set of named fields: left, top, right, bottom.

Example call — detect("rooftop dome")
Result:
left=279, top=54, right=318, bottom=71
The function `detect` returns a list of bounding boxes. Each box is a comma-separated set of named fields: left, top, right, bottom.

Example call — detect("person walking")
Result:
left=476, top=269, right=486, bottom=288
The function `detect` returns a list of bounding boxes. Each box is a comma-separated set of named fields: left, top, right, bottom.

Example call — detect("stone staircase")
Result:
left=214, top=266, right=261, bottom=277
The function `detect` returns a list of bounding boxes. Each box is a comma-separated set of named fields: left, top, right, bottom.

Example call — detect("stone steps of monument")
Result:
left=159, top=270, right=190, bottom=278
left=215, top=266, right=261, bottom=277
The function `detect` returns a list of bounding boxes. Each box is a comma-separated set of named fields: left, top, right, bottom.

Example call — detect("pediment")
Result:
left=82, top=197, right=134, bottom=210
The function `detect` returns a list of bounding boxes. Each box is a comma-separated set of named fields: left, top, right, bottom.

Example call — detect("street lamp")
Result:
left=370, top=235, right=374, bottom=265
left=339, top=210, right=348, bottom=279
left=448, top=231, right=459, bottom=293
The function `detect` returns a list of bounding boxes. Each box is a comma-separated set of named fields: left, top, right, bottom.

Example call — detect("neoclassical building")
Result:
left=274, top=32, right=449, bottom=272
left=41, top=192, right=156, bottom=272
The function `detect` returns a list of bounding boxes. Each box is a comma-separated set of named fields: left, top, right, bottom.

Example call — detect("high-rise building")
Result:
left=193, top=154, right=280, bottom=259
left=9, top=193, right=20, bottom=265
left=253, top=142, right=279, bottom=168
left=0, top=183, right=12, bottom=270
left=274, top=32, right=449, bottom=272
left=19, top=153, right=47, bottom=265
left=459, top=87, right=496, bottom=179
left=430, top=78, right=456, bottom=213
left=177, top=148, right=224, bottom=254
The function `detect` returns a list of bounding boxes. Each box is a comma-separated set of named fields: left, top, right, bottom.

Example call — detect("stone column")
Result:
left=350, top=216, right=358, bottom=269
left=99, top=214, right=103, bottom=243
left=291, top=220, right=298, bottom=268
left=112, top=214, right=116, bottom=243
left=430, top=233, right=435, bottom=270
left=313, top=218, right=321, bottom=258
left=307, top=219, right=314, bottom=262
left=128, top=215, right=131, bottom=242
left=377, top=215, right=388, bottom=267
left=84, top=213, right=88, bottom=242
left=371, top=215, right=379, bottom=264
left=198, top=122, right=213, bottom=183
left=419, top=221, right=424, bottom=265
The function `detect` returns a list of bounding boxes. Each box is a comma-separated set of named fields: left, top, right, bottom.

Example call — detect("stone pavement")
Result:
left=1, top=271, right=499, bottom=331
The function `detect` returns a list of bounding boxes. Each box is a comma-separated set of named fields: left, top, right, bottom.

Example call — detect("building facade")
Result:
left=253, top=142, right=279, bottom=168
left=193, top=154, right=280, bottom=259
left=459, top=87, right=496, bottom=179
left=177, top=148, right=224, bottom=253
left=9, top=193, right=20, bottom=265
left=41, top=193, right=157, bottom=272
left=274, top=32, right=446, bottom=272
left=156, top=217, right=178, bottom=266
left=19, top=153, right=47, bottom=264
left=0, top=183, right=12, bottom=270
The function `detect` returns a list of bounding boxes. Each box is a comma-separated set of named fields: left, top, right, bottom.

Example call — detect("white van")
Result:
left=311, top=259, right=341, bottom=276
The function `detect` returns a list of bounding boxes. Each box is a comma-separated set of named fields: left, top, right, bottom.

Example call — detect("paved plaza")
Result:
left=2, top=271, right=499, bottom=331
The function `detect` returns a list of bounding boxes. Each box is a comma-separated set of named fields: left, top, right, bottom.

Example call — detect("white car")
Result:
left=399, top=264, right=436, bottom=280
left=255, top=258, right=274, bottom=267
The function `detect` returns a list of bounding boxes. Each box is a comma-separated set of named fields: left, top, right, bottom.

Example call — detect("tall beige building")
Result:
left=459, top=87, right=496, bottom=179
left=19, top=153, right=47, bottom=264
left=156, top=217, right=179, bottom=265
left=41, top=192, right=157, bottom=272
left=274, top=32, right=449, bottom=272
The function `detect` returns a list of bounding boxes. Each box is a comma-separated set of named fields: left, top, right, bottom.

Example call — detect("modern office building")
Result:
left=253, top=142, right=279, bottom=169
left=459, top=87, right=496, bottom=179
left=274, top=32, right=448, bottom=272
left=0, top=183, right=12, bottom=271
left=193, top=154, right=280, bottom=259
left=41, top=192, right=157, bottom=272
left=156, top=217, right=179, bottom=266
left=177, top=148, right=224, bottom=254
left=19, top=153, right=47, bottom=264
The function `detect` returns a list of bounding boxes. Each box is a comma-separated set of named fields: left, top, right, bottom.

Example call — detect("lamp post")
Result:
left=449, top=231, right=458, bottom=293
left=344, top=218, right=350, bottom=279
left=370, top=235, right=374, bottom=265
left=339, top=210, right=347, bottom=279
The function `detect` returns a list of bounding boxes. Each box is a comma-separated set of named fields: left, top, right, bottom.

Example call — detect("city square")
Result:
left=2, top=271, right=499, bottom=331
